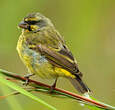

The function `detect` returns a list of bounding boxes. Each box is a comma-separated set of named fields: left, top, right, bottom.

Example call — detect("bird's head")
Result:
left=18, top=12, right=53, bottom=32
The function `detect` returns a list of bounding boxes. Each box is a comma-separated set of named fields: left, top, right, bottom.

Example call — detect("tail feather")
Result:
left=69, top=75, right=90, bottom=94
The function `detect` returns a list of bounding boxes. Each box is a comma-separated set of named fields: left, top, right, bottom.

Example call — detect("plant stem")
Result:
left=0, top=69, right=114, bottom=110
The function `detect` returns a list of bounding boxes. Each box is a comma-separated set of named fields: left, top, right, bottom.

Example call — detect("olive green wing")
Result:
left=29, top=44, right=91, bottom=93
left=30, top=44, right=82, bottom=76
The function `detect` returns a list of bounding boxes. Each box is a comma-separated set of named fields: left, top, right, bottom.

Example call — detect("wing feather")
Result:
left=30, top=44, right=81, bottom=76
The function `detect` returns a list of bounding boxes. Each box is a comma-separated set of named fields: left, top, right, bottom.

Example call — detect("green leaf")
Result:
left=85, top=96, right=115, bottom=110
left=0, top=84, right=23, bottom=110
left=0, top=74, right=57, bottom=110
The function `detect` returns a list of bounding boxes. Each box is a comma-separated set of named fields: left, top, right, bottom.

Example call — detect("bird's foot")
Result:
left=23, top=74, right=34, bottom=86
left=48, top=78, right=57, bottom=93
left=48, top=85, right=56, bottom=93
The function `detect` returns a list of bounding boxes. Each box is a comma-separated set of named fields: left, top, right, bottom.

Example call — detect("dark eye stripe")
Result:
left=25, top=20, right=38, bottom=25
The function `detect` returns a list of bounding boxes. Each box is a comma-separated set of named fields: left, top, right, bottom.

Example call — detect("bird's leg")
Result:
left=23, top=73, right=35, bottom=86
left=49, top=78, right=58, bottom=93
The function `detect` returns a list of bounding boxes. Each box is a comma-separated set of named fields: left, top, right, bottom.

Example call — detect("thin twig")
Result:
left=0, top=69, right=114, bottom=110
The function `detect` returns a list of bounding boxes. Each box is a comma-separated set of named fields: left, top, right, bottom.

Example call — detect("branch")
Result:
left=0, top=69, right=114, bottom=110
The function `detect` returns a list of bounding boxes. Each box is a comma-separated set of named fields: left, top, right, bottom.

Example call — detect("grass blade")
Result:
left=0, top=74, right=56, bottom=110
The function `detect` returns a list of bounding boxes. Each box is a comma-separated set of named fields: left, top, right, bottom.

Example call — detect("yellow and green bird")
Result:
left=17, top=12, right=90, bottom=94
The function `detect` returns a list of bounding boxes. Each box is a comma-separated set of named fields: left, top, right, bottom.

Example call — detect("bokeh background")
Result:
left=0, top=0, right=115, bottom=110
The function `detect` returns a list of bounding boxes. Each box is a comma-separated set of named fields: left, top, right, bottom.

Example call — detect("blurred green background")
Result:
left=0, top=0, right=115, bottom=110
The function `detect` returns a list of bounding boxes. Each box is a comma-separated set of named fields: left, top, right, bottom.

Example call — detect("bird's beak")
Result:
left=18, top=21, right=29, bottom=29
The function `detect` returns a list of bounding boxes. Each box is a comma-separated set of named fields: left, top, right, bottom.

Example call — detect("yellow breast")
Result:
left=17, top=34, right=75, bottom=79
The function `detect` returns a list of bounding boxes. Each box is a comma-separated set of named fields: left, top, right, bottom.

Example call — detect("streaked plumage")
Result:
left=17, top=12, right=90, bottom=94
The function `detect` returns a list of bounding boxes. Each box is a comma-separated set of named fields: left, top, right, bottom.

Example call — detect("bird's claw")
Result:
left=23, top=74, right=34, bottom=86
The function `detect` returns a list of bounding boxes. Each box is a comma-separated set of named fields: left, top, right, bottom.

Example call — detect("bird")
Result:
left=17, top=12, right=90, bottom=94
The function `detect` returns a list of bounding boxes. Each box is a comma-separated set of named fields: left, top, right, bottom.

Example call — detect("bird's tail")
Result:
left=69, top=74, right=91, bottom=94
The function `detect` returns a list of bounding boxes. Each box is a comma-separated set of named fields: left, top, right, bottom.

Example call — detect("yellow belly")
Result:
left=17, top=36, right=75, bottom=79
